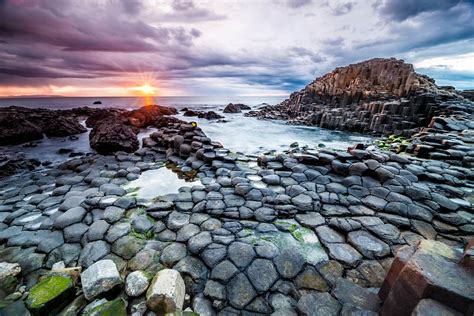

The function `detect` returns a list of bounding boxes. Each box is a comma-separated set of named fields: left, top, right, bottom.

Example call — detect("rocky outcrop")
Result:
left=88, top=105, right=179, bottom=154
left=379, top=240, right=473, bottom=315
left=0, top=106, right=87, bottom=145
left=183, top=109, right=224, bottom=120
left=89, top=119, right=139, bottom=154
left=127, top=105, right=177, bottom=128
left=247, top=58, right=469, bottom=137
left=223, top=103, right=251, bottom=113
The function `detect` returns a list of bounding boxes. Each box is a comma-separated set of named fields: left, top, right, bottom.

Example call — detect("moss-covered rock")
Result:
left=26, top=275, right=75, bottom=315
left=81, top=298, right=127, bottom=316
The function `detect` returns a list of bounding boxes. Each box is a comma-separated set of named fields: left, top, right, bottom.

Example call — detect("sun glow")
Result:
left=130, top=83, right=158, bottom=96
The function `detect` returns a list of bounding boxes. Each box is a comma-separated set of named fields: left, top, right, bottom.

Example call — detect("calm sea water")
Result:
left=0, top=96, right=373, bottom=162
left=0, top=95, right=284, bottom=110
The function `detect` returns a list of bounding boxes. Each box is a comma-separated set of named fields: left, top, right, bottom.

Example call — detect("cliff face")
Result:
left=248, top=57, right=469, bottom=136
left=290, top=58, right=438, bottom=106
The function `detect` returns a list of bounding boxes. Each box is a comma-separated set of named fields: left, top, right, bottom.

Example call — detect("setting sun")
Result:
left=130, top=84, right=157, bottom=96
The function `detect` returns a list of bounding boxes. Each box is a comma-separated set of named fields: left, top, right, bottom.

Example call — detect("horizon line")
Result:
left=0, top=94, right=290, bottom=99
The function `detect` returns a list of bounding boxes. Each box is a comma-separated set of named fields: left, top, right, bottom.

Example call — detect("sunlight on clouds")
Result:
left=415, top=53, right=474, bottom=72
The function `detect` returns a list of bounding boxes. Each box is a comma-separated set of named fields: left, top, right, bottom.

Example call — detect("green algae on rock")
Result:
left=81, top=297, right=127, bottom=316
left=26, top=275, right=75, bottom=314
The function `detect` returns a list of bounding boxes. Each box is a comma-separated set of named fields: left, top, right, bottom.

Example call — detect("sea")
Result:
left=0, top=96, right=373, bottom=163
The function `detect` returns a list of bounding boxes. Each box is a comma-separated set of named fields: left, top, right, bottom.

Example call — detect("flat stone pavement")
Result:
left=0, top=121, right=473, bottom=315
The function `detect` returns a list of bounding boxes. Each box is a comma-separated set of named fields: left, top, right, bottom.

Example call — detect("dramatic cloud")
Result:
left=0, top=0, right=473, bottom=97
left=378, top=0, right=471, bottom=21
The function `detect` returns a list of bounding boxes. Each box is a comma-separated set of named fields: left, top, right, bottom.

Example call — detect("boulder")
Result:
left=127, top=105, right=177, bottom=128
left=379, top=240, right=474, bottom=315
left=81, top=259, right=123, bottom=300
left=146, top=269, right=185, bottom=313
left=223, top=103, right=251, bottom=113
left=0, top=262, right=21, bottom=297
left=89, top=119, right=139, bottom=154
left=125, top=271, right=150, bottom=297
left=26, top=275, right=75, bottom=314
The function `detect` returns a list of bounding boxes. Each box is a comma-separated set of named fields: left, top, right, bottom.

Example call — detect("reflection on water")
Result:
left=123, top=165, right=201, bottom=200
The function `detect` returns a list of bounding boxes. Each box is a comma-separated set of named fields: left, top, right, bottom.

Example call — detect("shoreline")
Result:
left=0, top=112, right=472, bottom=314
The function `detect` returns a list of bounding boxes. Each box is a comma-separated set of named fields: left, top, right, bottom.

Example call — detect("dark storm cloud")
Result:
left=355, top=3, right=474, bottom=52
left=378, top=0, right=473, bottom=21
left=0, top=0, right=209, bottom=83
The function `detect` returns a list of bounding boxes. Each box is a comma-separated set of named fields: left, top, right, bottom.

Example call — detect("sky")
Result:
left=0, top=0, right=473, bottom=97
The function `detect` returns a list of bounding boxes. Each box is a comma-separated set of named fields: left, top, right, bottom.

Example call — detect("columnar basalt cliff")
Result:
left=247, top=58, right=471, bottom=137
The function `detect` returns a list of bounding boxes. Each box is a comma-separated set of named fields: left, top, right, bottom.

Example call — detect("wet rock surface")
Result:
left=0, top=60, right=473, bottom=315
left=0, top=114, right=472, bottom=315
left=247, top=58, right=473, bottom=139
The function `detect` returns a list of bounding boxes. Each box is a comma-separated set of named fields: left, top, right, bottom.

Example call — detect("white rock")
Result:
left=81, top=259, right=122, bottom=300
left=0, top=262, right=21, bottom=282
left=125, top=271, right=149, bottom=297
left=146, top=269, right=185, bottom=313
left=52, top=261, right=66, bottom=271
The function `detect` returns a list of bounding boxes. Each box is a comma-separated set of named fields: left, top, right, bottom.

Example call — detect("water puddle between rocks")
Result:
left=123, top=164, right=201, bottom=200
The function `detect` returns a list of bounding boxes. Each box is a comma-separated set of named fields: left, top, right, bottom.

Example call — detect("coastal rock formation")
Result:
left=379, top=240, right=474, bottom=315
left=182, top=109, right=225, bottom=120
left=127, top=105, right=177, bottom=128
left=89, top=119, right=139, bottom=154
left=88, top=105, right=178, bottom=154
left=223, top=103, right=251, bottom=113
left=247, top=58, right=470, bottom=137
left=0, top=112, right=473, bottom=314
left=0, top=106, right=87, bottom=145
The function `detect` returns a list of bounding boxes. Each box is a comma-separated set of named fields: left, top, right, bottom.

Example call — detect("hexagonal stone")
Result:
left=361, top=195, right=387, bottom=211
left=332, top=278, right=381, bottom=311
left=167, top=211, right=190, bottom=230
left=132, top=216, right=154, bottom=233
left=295, top=266, right=329, bottom=291
left=176, top=224, right=200, bottom=242
left=274, top=248, right=305, bottom=278
left=81, top=259, right=122, bottom=300
left=79, top=240, right=110, bottom=268
left=227, top=273, right=257, bottom=309
left=210, top=260, right=239, bottom=282
left=247, top=259, right=278, bottom=292
left=203, top=280, right=226, bottom=300
left=297, top=292, right=341, bottom=316
left=99, top=183, right=126, bottom=196
left=201, top=243, right=227, bottom=267
left=228, top=242, right=255, bottom=268
left=87, top=220, right=110, bottom=241
left=255, top=207, right=276, bottom=222
left=315, top=226, right=345, bottom=244
left=103, top=206, right=125, bottom=224
left=53, top=207, right=86, bottom=229
left=63, top=223, right=89, bottom=242
left=105, top=222, right=131, bottom=243
left=112, top=236, right=146, bottom=260
left=347, top=230, right=390, bottom=259
left=125, top=270, right=150, bottom=297
left=146, top=269, right=185, bottom=314
left=160, top=243, right=187, bottom=267
left=292, top=194, right=313, bottom=211
left=188, top=232, right=212, bottom=254
left=58, top=196, right=85, bottom=211
left=325, top=243, right=362, bottom=267
left=295, top=212, right=325, bottom=228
